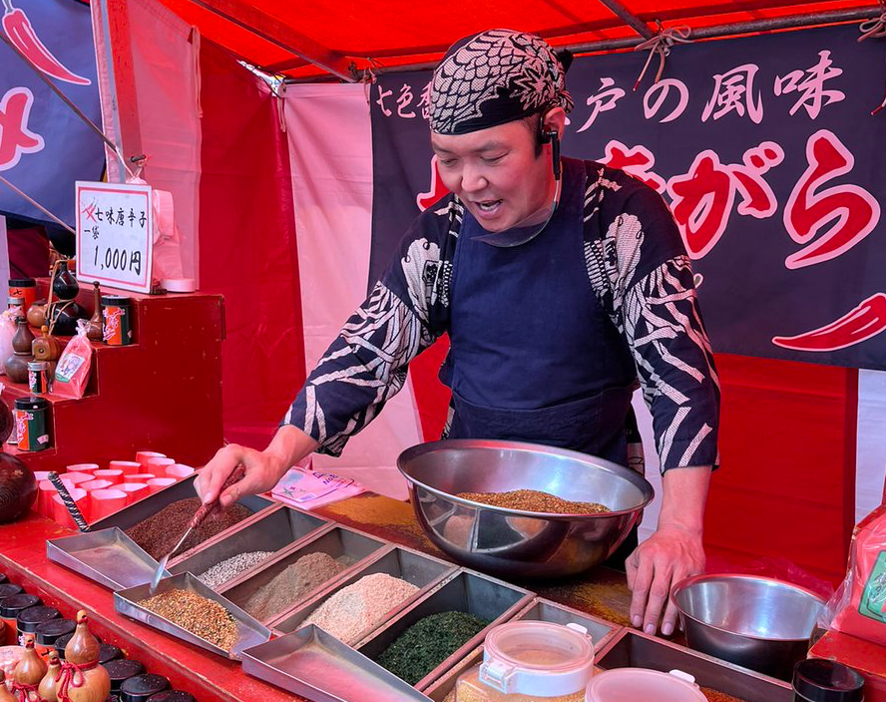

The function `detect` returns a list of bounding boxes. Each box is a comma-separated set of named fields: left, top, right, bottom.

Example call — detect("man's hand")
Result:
left=625, top=523, right=705, bottom=636
left=625, top=464, right=712, bottom=636
left=195, top=425, right=319, bottom=508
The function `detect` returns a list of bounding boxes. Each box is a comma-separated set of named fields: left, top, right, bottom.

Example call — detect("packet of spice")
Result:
left=271, top=467, right=365, bottom=510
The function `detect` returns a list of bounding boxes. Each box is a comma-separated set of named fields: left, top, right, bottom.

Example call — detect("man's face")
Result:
left=430, top=119, right=553, bottom=233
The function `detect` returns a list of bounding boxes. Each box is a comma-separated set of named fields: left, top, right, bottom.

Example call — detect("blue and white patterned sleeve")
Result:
left=282, top=202, right=457, bottom=457
left=587, top=173, right=721, bottom=472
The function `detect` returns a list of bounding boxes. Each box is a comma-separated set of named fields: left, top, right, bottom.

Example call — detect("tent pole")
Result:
left=595, top=0, right=654, bottom=39
left=297, top=6, right=883, bottom=81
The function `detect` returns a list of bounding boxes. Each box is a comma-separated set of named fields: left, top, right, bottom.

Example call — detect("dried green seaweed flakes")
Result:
left=375, top=611, right=489, bottom=685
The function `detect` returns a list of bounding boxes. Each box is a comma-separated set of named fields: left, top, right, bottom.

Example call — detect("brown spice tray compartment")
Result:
left=169, top=504, right=332, bottom=584
left=270, top=545, right=458, bottom=642
left=422, top=596, right=621, bottom=701
left=594, top=628, right=793, bottom=702
left=88, top=473, right=274, bottom=564
left=219, top=525, right=389, bottom=625
left=355, top=569, right=534, bottom=691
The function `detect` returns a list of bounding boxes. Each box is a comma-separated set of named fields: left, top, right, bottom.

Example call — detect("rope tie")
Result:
left=55, top=658, right=98, bottom=701
left=633, top=24, right=693, bottom=91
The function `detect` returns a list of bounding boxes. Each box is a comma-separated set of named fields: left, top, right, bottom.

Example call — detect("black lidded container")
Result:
left=793, top=659, right=865, bottom=702
left=0, top=573, right=7, bottom=584
left=103, top=659, right=146, bottom=692
left=119, top=674, right=170, bottom=702
left=99, top=643, right=123, bottom=664
left=0, top=593, right=42, bottom=619
left=36, top=617, right=76, bottom=648
left=16, top=605, right=60, bottom=645
left=147, top=692, right=196, bottom=702
left=0, top=583, right=23, bottom=599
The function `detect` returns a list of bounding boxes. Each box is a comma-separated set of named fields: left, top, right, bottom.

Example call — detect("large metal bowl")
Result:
left=397, top=439, right=654, bottom=579
left=671, top=573, right=827, bottom=680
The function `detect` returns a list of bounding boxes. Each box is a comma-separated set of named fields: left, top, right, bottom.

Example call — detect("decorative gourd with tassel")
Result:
left=58, top=611, right=109, bottom=702
left=0, top=670, right=17, bottom=702
left=11, top=636, right=47, bottom=701
left=37, top=653, right=61, bottom=702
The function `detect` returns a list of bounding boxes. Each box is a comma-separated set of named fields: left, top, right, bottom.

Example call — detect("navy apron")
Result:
left=440, top=158, right=641, bottom=567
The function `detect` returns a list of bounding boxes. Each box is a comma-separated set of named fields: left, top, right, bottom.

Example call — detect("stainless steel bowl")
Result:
left=671, top=573, right=827, bottom=680
left=397, top=439, right=654, bottom=579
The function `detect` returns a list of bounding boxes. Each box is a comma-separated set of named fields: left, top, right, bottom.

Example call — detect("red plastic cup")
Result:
left=118, top=483, right=149, bottom=505
left=166, top=464, right=195, bottom=479
left=93, top=469, right=123, bottom=485
left=66, top=463, right=99, bottom=474
left=80, top=479, right=113, bottom=493
left=109, top=460, right=141, bottom=476
left=52, top=489, right=88, bottom=528
left=33, top=471, right=51, bottom=482
left=146, top=457, right=175, bottom=474
left=127, top=473, right=155, bottom=482
left=37, top=480, right=57, bottom=517
left=146, top=478, right=176, bottom=495
left=60, top=471, right=93, bottom=486
left=136, top=451, right=166, bottom=469
left=89, top=489, right=127, bottom=521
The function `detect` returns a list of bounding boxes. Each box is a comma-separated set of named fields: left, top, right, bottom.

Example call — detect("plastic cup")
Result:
left=136, top=451, right=165, bottom=469
left=66, top=464, right=99, bottom=474
left=146, top=457, right=175, bottom=474
left=93, top=469, right=123, bottom=485
left=80, top=480, right=113, bottom=493
left=118, top=483, right=149, bottom=505
left=109, top=460, right=141, bottom=476
left=146, top=478, right=175, bottom=495
left=166, top=464, right=195, bottom=479
left=37, top=481, right=57, bottom=517
left=88, top=490, right=127, bottom=521
left=52, top=489, right=88, bottom=528
left=127, top=473, right=155, bottom=482
left=59, top=472, right=93, bottom=486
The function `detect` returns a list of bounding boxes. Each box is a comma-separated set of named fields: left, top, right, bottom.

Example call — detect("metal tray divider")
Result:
left=593, top=627, right=794, bottom=702
left=171, top=508, right=335, bottom=583
left=267, top=545, right=458, bottom=643
left=218, top=525, right=390, bottom=626
left=513, top=596, right=622, bottom=650
left=353, top=568, right=534, bottom=692
left=214, top=520, right=339, bottom=595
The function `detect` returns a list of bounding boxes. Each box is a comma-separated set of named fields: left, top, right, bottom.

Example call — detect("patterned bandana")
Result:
left=430, top=29, right=574, bottom=135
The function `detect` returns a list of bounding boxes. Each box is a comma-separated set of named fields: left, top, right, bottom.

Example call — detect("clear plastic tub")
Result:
left=585, top=668, right=707, bottom=702
left=455, top=620, right=594, bottom=702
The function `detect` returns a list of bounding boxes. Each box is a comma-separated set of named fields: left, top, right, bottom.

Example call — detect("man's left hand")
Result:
left=625, top=522, right=705, bottom=636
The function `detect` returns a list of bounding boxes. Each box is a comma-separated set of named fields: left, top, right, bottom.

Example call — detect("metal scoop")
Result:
left=148, top=464, right=246, bottom=593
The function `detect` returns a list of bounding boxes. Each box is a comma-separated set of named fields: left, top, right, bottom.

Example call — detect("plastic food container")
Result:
left=585, top=668, right=706, bottom=702
left=455, top=620, right=594, bottom=701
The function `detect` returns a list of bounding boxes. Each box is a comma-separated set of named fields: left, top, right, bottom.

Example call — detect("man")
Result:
left=197, top=29, right=720, bottom=637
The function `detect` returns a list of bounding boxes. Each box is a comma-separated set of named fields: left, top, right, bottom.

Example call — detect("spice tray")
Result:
left=220, top=525, right=390, bottom=625
left=242, top=624, right=433, bottom=702
left=271, top=545, right=458, bottom=641
left=169, top=504, right=331, bottom=583
left=355, top=568, right=534, bottom=691
left=595, top=628, right=793, bottom=702
left=46, top=527, right=172, bottom=590
left=422, top=596, right=620, bottom=701
left=114, top=571, right=272, bottom=660
left=89, top=473, right=273, bottom=536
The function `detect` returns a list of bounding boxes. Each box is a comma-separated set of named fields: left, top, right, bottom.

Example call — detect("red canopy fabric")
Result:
left=158, top=0, right=877, bottom=80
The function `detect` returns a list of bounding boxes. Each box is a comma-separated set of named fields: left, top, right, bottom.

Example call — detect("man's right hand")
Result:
left=195, top=444, right=289, bottom=508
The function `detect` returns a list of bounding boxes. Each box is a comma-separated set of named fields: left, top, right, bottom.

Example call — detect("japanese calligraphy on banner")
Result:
left=0, top=0, right=104, bottom=226
left=368, top=24, right=886, bottom=371
left=75, top=181, right=153, bottom=294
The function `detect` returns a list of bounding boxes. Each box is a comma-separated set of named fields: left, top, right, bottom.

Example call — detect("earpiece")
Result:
left=539, top=127, right=557, bottom=144
left=537, top=113, right=561, bottom=181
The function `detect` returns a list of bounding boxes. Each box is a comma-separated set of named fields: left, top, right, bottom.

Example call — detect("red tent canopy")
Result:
left=158, top=0, right=879, bottom=80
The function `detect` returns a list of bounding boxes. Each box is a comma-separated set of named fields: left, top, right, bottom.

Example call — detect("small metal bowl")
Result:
left=671, top=573, right=827, bottom=680
left=397, top=439, right=653, bottom=579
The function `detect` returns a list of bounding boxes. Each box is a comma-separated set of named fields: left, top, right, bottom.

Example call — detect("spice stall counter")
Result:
left=0, top=493, right=636, bottom=701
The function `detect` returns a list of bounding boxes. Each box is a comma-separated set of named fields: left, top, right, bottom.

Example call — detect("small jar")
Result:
left=34, top=617, right=76, bottom=657
left=8, top=278, right=36, bottom=312
left=6, top=296, right=24, bottom=318
left=27, top=361, right=51, bottom=395
left=147, top=692, right=196, bottom=702
left=0, top=593, right=42, bottom=645
left=103, top=659, right=146, bottom=692
left=120, top=673, right=170, bottom=702
left=792, top=659, right=864, bottom=702
left=101, top=295, right=134, bottom=346
left=455, top=621, right=594, bottom=702
left=16, top=604, right=60, bottom=648
left=14, top=396, right=50, bottom=452
left=99, top=643, right=123, bottom=664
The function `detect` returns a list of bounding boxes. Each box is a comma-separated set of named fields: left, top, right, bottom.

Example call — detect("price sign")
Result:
left=75, top=181, right=153, bottom=294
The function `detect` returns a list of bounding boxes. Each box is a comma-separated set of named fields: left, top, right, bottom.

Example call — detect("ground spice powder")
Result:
left=304, top=573, right=419, bottom=644
left=139, top=588, right=238, bottom=652
left=125, top=498, right=252, bottom=559
left=376, top=611, right=489, bottom=686
left=242, top=551, right=350, bottom=621
left=457, top=490, right=609, bottom=515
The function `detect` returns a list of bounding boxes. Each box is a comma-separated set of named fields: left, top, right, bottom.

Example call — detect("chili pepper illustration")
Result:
left=772, top=292, right=886, bottom=352
left=2, top=0, right=91, bottom=85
